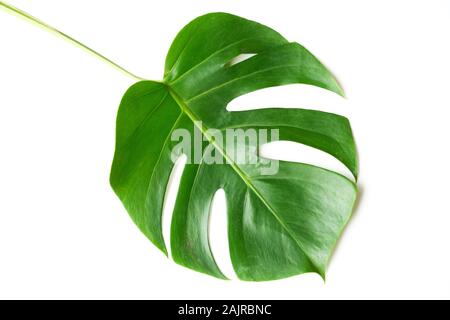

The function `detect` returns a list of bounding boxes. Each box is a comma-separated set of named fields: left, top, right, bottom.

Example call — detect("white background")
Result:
left=1, top=0, right=450, bottom=300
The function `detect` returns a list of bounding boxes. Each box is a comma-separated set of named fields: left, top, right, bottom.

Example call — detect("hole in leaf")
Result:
left=209, top=188, right=237, bottom=279
left=162, top=154, right=187, bottom=258
left=224, top=53, right=257, bottom=68
left=260, top=141, right=354, bottom=181
left=227, top=84, right=347, bottom=115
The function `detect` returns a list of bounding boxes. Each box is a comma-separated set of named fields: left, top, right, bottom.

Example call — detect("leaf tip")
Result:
left=333, top=77, right=346, bottom=98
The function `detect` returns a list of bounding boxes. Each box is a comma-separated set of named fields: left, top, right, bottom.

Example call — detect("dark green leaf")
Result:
left=111, top=13, right=358, bottom=281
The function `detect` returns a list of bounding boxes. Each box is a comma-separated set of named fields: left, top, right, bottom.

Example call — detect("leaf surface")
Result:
left=111, top=13, right=358, bottom=280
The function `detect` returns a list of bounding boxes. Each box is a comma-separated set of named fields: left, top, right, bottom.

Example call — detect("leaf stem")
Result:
left=0, top=1, right=145, bottom=81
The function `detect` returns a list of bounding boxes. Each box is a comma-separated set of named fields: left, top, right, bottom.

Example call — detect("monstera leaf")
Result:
left=110, top=13, right=358, bottom=281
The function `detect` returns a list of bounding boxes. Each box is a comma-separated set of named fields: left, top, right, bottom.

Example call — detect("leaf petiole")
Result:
left=0, top=1, right=144, bottom=81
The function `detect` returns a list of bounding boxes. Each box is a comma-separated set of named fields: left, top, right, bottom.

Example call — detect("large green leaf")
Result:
left=110, top=13, right=358, bottom=281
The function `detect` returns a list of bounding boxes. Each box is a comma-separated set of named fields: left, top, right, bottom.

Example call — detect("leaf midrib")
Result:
left=166, top=85, right=322, bottom=276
